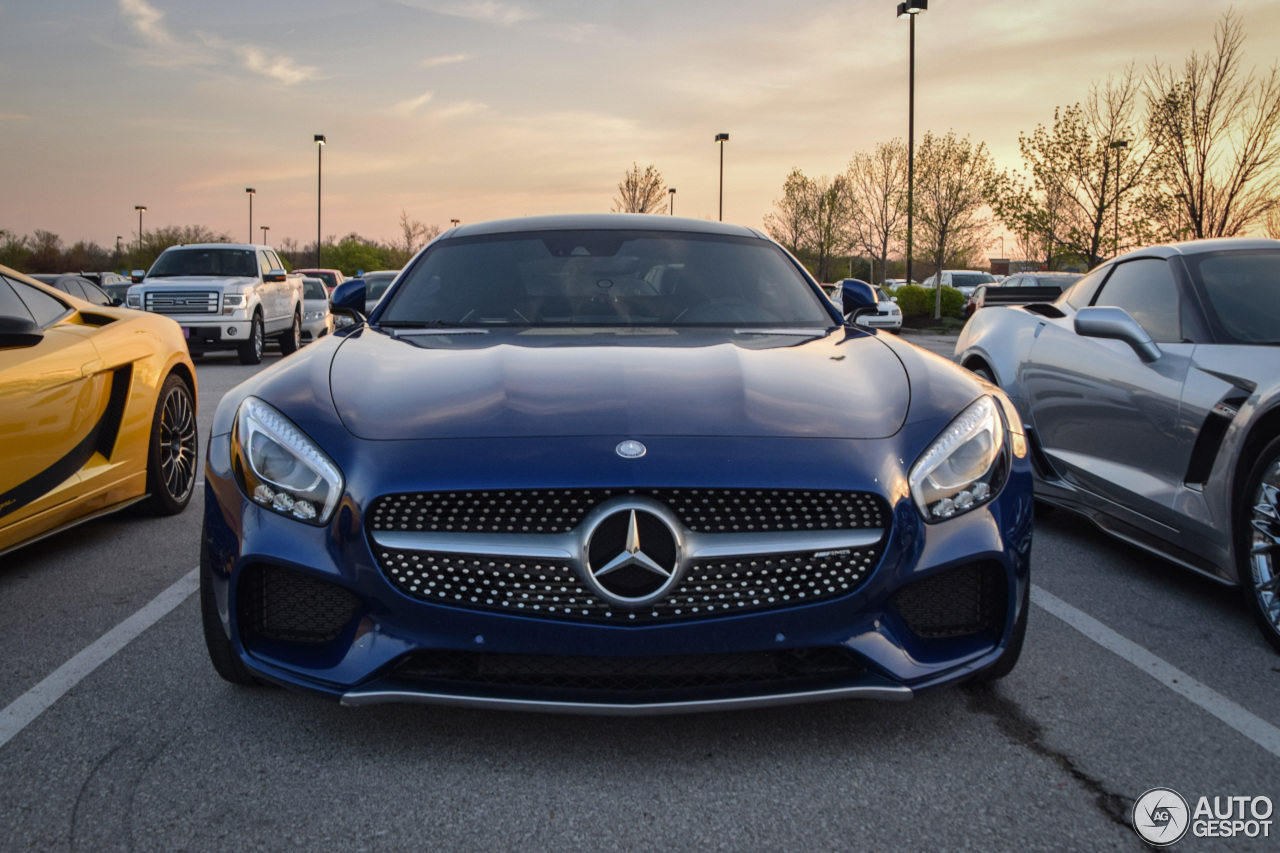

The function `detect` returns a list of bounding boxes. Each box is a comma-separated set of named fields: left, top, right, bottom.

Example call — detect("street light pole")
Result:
left=245, top=188, right=255, bottom=243
left=260, top=225, right=269, bottom=245
left=715, top=133, right=729, bottom=221
left=668, top=187, right=676, bottom=216
left=897, top=1, right=927, bottom=286
left=1111, top=139, right=1129, bottom=258
left=314, top=134, right=326, bottom=268
left=134, top=205, right=147, bottom=254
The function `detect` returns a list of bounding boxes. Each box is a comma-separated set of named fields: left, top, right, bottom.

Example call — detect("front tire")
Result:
left=1241, top=436, right=1280, bottom=654
left=199, top=535, right=266, bottom=686
left=238, top=313, right=264, bottom=365
left=141, top=374, right=198, bottom=516
left=278, top=309, right=301, bottom=355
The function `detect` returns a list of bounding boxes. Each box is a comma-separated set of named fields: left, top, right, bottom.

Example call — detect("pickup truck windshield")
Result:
left=376, top=230, right=833, bottom=328
left=149, top=248, right=257, bottom=278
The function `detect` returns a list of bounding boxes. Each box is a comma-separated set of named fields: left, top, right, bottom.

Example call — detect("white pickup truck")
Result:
left=126, top=243, right=305, bottom=364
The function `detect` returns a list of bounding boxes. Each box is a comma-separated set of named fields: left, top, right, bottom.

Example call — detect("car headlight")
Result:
left=232, top=397, right=344, bottom=525
left=304, top=310, right=324, bottom=320
left=909, top=396, right=1008, bottom=521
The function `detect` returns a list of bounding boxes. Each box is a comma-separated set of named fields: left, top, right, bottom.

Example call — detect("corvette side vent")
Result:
left=1185, top=393, right=1249, bottom=486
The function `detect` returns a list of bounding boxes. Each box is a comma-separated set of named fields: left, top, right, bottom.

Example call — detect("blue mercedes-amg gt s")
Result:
left=200, top=215, right=1033, bottom=713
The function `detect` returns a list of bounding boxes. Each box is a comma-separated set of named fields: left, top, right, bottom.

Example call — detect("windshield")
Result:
left=951, top=273, right=996, bottom=288
left=365, top=273, right=397, bottom=301
left=1185, top=250, right=1280, bottom=344
left=149, top=248, right=257, bottom=278
left=302, top=279, right=327, bottom=299
left=376, top=230, right=833, bottom=327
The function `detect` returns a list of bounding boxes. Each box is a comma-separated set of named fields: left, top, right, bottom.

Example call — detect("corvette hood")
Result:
left=330, top=328, right=909, bottom=440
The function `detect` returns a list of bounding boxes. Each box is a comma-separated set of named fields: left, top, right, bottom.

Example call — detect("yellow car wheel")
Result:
left=143, top=373, right=198, bottom=515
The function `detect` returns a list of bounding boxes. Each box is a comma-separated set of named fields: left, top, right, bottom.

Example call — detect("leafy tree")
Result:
left=0, top=230, right=30, bottom=271
left=763, top=168, right=853, bottom=282
left=991, top=67, right=1150, bottom=269
left=1142, top=10, right=1280, bottom=239
left=845, top=139, right=907, bottom=285
left=611, top=163, right=668, bottom=214
left=914, top=132, right=996, bottom=318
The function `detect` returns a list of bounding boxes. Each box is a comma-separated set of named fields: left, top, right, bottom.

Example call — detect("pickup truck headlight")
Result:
left=232, top=397, right=344, bottom=525
left=909, top=396, right=1008, bottom=521
left=127, top=294, right=140, bottom=308
left=222, top=294, right=246, bottom=313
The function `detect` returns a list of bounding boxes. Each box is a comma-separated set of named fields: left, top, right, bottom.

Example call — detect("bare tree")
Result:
left=845, top=139, right=907, bottom=284
left=611, top=163, right=668, bottom=214
left=764, top=168, right=811, bottom=255
left=915, top=132, right=996, bottom=318
left=1143, top=10, right=1280, bottom=239
left=397, top=209, right=440, bottom=256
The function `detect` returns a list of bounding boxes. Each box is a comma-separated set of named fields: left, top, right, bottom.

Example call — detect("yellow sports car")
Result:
left=0, top=264, right=198, bottom=556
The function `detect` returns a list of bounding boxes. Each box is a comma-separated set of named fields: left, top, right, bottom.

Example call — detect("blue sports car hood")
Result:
left=329, top=327, right=909, bottom=440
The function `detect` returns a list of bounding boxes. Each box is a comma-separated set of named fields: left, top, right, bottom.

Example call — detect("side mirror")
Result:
left=839, top=279, right=878, bottom=321
left=1074, top=306, right=1162, bottom=363
left=0, top=316, right=44, bottom=348
left=889, top=296, right=898, bottom=303
left=264, top=269, right=287, bottom=283
left=131, top=270, right=146, bottom=283
left=331, top=278, right=367, bottom=317
left=110, top=297, right=125, bottom=308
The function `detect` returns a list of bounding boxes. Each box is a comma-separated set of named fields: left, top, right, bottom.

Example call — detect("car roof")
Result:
left=159, top=243, right=269, bottom=251
left=1113, top=237, right=1280, bottom=261
left=440, top=213, right=763, bottom=240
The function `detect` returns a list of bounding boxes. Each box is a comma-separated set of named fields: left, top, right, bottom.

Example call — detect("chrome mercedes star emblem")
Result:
left=581, top=500, right=682, bottom=608
left=615, top=440, right=646, bottom=459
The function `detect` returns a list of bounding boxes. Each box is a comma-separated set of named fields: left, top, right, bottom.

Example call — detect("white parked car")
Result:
left=360, top=270, right=400, bottom=314
left=921, top=270, right=997, bottom=299
left=300, top=277, right=333, bottom=342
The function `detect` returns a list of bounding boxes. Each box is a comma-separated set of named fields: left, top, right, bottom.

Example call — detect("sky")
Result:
left=1, top=0, right=1278, bottom=252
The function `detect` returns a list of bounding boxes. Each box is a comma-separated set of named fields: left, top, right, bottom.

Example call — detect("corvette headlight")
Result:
left=232, top=397, right=344, bottom=525
left=909, top=396, right=1008, bottom=521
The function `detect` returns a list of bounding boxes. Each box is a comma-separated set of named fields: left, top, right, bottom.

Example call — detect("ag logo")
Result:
left=1133, top=787, right=1190, bottom=846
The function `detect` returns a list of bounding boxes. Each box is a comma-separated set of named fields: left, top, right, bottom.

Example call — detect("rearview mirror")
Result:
left=0, top=316, right=44, bottom=348
left=1074, top=306, right=1162, bottom=363
left=131, top=269, right=146, bottom=283
left=264, top=269, right=287, bottom=283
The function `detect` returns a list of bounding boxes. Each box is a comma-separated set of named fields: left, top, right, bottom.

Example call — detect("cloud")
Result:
left=419, top=53, right=473, bottom=68
left=432, top=1, right=537, bottom=26
left=431, top=101, right=488, bottom=120
left=391, top=91, right=436, bottom=117
left=119, top=0, right=173, bottom=47
left=233, top=45, right=320, bottom=85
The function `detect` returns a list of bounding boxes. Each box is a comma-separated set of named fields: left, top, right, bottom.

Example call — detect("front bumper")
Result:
left=202, top=432, right=1033, bottom=712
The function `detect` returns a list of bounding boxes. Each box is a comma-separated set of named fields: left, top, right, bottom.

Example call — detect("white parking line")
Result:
left=1032, top=584, right=1280, bottom=760
left=0, top=567, right=198, bottom=751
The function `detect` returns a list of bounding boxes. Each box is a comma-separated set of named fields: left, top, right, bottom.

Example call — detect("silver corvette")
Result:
left=955, top=238, right=1280, bottom=652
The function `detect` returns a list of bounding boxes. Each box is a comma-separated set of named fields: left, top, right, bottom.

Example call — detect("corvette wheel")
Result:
left=971, top=365, right=996, bottom=384
left=238, top=313, right=264, bottom=365
left=279, top=309, right=301, bottom=355
left=199, top=536, right=266, bottom=686
left=1242, top=437, right=1280, bottom=653
left=142, top=374, right=198, bottom=515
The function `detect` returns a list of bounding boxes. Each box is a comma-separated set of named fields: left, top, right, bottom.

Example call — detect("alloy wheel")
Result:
left=1250, top=461, right=1280, bottom=636
left=159, top=384, right=198, bottom=502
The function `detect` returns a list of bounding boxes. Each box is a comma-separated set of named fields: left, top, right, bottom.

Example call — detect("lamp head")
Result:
left=715, top=133, right=729, bottom=143
left=897, top=0, right=927, bottom=17
left=246, top=187, right=255, bottom=194
left=314, top=134, right=326, bottom=146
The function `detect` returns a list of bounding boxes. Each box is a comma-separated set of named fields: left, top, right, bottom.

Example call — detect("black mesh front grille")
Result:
left=376, top=544, right=882, bottom=623
left=239, top=564, right=361, bottom=643
left=391, top=647, right=866, bottom=694
left=369, top=488, right=886, bottom=534
left=889, top=561, right=1005, bottom=639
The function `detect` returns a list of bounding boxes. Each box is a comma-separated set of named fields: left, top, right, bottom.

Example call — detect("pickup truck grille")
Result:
left=144, top=291, right=219, bottom=314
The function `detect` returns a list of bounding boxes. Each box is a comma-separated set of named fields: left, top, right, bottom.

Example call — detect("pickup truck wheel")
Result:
left=238, top=313, right=264, bottom=365
left=278, top=309, right=301, bottom=355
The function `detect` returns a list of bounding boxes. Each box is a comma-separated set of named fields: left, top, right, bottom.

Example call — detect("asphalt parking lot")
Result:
left=1, top=334, right=1277, bottom=851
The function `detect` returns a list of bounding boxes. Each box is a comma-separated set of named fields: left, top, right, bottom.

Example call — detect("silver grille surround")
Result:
left=144, top=290, right=219, bottom=314
left=371, top=525, right=885, bottom=623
